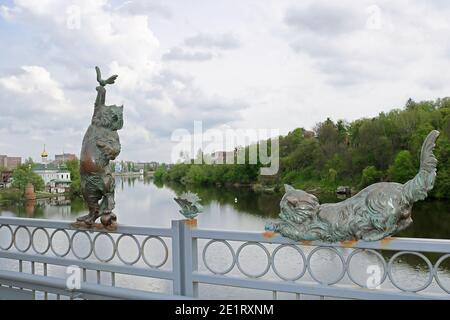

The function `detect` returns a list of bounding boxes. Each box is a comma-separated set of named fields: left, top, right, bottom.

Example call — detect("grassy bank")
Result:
left=0, top=188, right=22, bottom=204
left=0, top=188, right=71, bottom=205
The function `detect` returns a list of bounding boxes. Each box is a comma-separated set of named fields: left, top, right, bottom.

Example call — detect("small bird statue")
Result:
left=174, top=192, right=204, bottom=219
left=95, top=66, right=118, bottom=87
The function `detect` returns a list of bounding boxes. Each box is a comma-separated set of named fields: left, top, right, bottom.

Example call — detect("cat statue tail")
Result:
left=402, top=130, right=440, bottom=203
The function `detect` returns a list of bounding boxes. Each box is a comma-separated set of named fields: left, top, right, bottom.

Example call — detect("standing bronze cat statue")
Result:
left=266, top=130, right=440, bottom=242
left=75, top=67, right=123, bottom=229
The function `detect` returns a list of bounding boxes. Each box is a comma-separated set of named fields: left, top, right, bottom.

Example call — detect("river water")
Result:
left=0, top=176, right=449, bottom=299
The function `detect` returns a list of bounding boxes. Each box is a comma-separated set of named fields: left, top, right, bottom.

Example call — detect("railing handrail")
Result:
left=3, top=216, right=449, bottom=253
left=192, top=228, right=450, bottom=253
left=0, top=216, right=172, bottom=237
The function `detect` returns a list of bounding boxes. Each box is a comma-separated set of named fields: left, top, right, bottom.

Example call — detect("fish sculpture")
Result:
left=174, top=192, right=204, bottom=219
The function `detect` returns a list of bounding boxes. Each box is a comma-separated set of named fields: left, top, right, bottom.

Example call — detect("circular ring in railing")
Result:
left=93, top=232, right=116, bottom=263
left=0, top=225, right=14, bottom=250
left=31, top=227, right=51, bottom=255
left=387, top=251, right=434, bottom=292
left=141, top=236, right=168, bottom=268
left=116, top=234, right=142, bottom=265
left=202, top=240, right=236, bottom=275
left=346, top=249, right=387, bottom=288
left=236, top=242, right=271, bottom=279
left=307, top=247, right=346, bottom=285
left=433, top=254, right=450, bottom=294
left=71, top=230, right=93, bottom=260
left=271, top=244, right=307, bottom=281
left=13, top=226, right=32, bottom=253
left=50, top=229, right=72, bottom=257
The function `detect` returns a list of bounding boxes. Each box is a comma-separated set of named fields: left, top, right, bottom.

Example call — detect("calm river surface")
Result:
left=1, top=176, right=449, bottom=299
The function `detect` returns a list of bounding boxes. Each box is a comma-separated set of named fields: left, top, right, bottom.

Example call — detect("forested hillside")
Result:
left=156, top=98, right=450, bottom=199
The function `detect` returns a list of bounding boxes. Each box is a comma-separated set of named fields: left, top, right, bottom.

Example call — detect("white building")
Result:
left=32, top=163, right=71, bottom=194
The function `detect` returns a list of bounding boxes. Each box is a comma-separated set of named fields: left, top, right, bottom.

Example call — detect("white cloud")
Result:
left=116, top=0, right=172, bottom=19
left=284, top=2, right=364, bottom=35
left=0, top=66, right=65, bottom=105
left=282, top=0, right=450, bottom=87
left=0, top=0, right=249, bottom=162
left=1, top=0, right=450, bottom=162
left=162, top=47, right=213, bottom=62
left=0, top=66, right=76, bottom=126
left=184, top=32, right=241, bottom=50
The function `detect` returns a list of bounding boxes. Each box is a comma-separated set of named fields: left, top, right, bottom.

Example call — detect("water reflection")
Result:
left=1, top=196, right=86, bottom=220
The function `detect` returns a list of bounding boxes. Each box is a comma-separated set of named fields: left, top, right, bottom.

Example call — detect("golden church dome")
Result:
left=41, top=145, right=48, bottom=158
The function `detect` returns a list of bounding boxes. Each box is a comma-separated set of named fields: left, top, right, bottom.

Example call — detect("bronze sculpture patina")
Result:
left=174, top=192, right=204, bottom=219
left=266, top=130, right=440, bottom=242
left=76, top=67, right=123, bottom=229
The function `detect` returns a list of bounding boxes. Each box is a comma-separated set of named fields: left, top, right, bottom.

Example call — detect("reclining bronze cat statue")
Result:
left=266, top=130, right=440, bottom=242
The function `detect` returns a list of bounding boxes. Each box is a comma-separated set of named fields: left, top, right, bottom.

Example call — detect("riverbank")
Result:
left=156, top=172, right=350, bottom=198
left=0, top=188, right=70, bottom=205
left=113, top=172, right=143, bottom=177
left=2, top=176, right=449, bottom=238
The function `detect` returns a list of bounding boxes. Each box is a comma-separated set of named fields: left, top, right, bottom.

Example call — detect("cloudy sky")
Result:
left=1, top=0, right=450, bottom=163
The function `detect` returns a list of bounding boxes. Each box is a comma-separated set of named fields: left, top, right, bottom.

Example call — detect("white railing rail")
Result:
left=0, top=216, right=449, bottom=300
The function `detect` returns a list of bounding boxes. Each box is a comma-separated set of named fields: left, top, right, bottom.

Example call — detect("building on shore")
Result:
left=135, top=162, right=158, bottom=172
left=32, top=147, right=71, bottom=194
left=148, top=162, right=159, bottom=171
left=0, top=155, right=22, bottom=170
left=54, top=153, right=77, bottom=163
left=33, top=163, right=71, bottom=193
left=112, top=161, right=161, bottom=175
left=114, top=161, right=123, bottom=174
left=0, top=171, right=13, bottom=188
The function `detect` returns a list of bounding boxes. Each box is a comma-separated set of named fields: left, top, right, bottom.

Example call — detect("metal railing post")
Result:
left=185, top=220, right=199, bottom=298
left=172, top=220, right=198, bottom=298
left=171, top=220, right=182, bottom=295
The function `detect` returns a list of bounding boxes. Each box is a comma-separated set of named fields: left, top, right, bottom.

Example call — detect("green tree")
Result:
left=12, top=164, right=44, bottom=192
left=65, top=159, right=81, bottom=196
left=154, top=165, right=167, bottom=181
left=433, top=134, right=450, bottom=198
left=388, top=150, right=416, bottom=183
left=186, top=165, right=209, bottom=184
left=359, top=166, right=382, bottom=189
left=327, top=168, right=337, bottom=184
left=167, top=163, right=191, bottom=182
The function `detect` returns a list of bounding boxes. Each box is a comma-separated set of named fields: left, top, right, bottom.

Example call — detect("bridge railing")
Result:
left=0, top=216, right=449, bottom=299
left=0, top=216, right=178, bottom=299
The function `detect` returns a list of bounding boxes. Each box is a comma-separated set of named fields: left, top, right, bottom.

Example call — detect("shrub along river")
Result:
left=0, top=176, right=449, bottom=299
